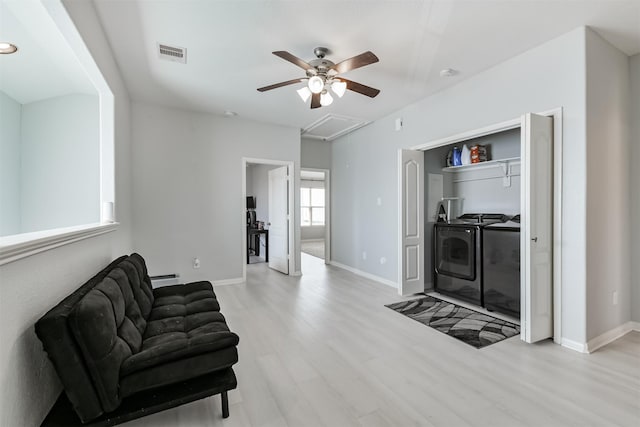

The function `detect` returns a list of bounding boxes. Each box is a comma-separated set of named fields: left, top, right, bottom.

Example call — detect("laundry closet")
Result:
left=399, top=112, right=555, bottom=343
left=423, top=128, right=522, bottom=318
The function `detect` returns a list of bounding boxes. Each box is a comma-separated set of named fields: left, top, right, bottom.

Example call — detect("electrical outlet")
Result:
left=380, top=257, right=387, bottom=265
left=362, top=252, right=367, bottom=260
left=193, top=258, right=200, bottom=269
left=376, top=197, right=382, bottom=206
left=613, top=290, right=618, bottom=305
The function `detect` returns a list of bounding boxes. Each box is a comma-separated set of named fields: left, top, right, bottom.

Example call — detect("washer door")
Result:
left=435, top=226, right=476, bottom=280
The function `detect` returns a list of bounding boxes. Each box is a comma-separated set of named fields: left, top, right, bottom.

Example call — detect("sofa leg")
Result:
left=221, top=391, right=229, bottom=418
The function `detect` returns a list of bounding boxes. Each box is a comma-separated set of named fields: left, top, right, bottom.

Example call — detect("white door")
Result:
left=268, top=166, right=289, bottom=274
left=398, top=149, right=424, bottom=295
left=521, top=113, right=553, bottom=343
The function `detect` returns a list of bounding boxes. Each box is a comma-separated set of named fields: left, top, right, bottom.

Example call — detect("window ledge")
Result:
left=0, top=222, right=119, bottom=266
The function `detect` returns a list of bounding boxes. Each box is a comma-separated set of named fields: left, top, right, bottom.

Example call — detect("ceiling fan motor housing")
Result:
left=314, top=47, right=329, bottom=58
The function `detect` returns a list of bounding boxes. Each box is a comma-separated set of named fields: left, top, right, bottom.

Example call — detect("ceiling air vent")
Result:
left=158, top=43, right=187, bottom=64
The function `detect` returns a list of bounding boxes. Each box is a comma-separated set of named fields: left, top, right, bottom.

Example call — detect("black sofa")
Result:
left=35, top=253, right=239, bottom=426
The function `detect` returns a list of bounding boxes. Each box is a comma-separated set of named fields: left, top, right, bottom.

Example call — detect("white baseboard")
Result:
left=212, top=277, right=244, bottom=286
left=291, top=270, right=302, bottom=276
left=329, top=261, right=397, bottom=289
left=561, top=338, right=588, bottom=353
left=301, top=238, right=324, bottom=243
left=630, top=321, right=640, bottom=331
left=586, top=321, right=637, bottom=353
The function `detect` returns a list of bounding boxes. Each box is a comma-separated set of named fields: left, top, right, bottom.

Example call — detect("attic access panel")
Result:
left=301, top=114, right=369, bottom=141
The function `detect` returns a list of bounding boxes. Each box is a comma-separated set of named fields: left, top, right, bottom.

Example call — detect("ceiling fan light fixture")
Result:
left=297, top=86, right=312, bottom=102
left=308, top=75, right=324, bottom=94
left=331, top=80, right=347, bottom=98
left=0, top=42, right=18, bottom=54
left=320, top=91, right=333, bottom=107
left=258, top=48, right=381, bottom=109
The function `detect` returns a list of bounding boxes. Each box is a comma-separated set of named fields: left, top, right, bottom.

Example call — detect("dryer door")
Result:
left=435, top=226, right=476, bottom=280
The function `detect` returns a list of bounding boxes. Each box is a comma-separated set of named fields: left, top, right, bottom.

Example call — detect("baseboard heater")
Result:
left=150, top=274, right=181, bottom=288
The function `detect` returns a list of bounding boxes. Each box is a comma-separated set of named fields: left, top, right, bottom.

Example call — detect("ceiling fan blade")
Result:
left=331, top=51, right=379, bottom=74
left=273, top=51, right=314, bottom=71
left=310, top=92, right=321, bottom=109
left=257, top=78, right=305, bottom=92
left=340, top=78, right=380, bottom=98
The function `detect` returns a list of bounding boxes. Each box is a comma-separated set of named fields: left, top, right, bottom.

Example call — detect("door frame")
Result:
left=408, top=107, right=563, bottom=344
left=242, top=157, right=296, bottom=282
left=300, top=168, right=331, bottom=264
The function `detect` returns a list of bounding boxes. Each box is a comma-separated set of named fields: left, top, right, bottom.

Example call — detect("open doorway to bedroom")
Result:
left=242, top=158, right=295, bottom=280
left=300, top=168, right=330, bottom=264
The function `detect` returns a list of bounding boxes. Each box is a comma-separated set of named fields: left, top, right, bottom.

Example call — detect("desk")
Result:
left=247, top=227, right=269, bottom=264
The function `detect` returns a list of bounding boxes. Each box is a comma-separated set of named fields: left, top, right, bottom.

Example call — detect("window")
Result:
left=301, top=187, right=325, bottom=226
left=0, top=1, right=115, bottom=265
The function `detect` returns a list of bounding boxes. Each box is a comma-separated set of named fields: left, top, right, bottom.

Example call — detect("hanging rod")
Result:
left=452, top=174, right=521, bottom=184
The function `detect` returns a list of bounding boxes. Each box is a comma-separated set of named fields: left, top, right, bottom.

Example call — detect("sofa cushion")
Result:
left=68, top=270, right=146, bottom=412
left=119, top=280, right=239, bottom=398
left=120, top=282, right=237, bottom=376
left=121, top=253, right=155, bottom=318
left=121, top=311, right=238, bottom=375
left=35, top=255, right=128, bottom=423
left=150, top=281, right=221, bottom=320
left=108, top=267, right=147, bottom=340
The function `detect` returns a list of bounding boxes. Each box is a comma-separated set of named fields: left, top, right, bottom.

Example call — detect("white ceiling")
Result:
left=0, top=0, right=96, bottom=104
left=91, top=0, right=640, bottom=132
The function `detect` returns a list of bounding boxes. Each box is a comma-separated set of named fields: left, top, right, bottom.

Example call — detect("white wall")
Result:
left=131, top=102, right=301, bottom=283
left=631, top=54, right=640, bottom=323
left=0, top=91, right=22, bottom=235
left=0, top=92, right=100, bottom=235
left=332, top=27, right=587, bottom=344
left=301, top=137, right=332, bottom=170
left=301, top=226, right=325, bottom=241
left=0, top=0, right=133, bottom=425
left=20, top=94, right=100, bottom=232
left=585, top=29, right=631, bottom=340
left=248, top=164, right=278, bottom=225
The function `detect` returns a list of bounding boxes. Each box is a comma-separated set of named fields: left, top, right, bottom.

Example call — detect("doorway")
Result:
left=242, top=158, right=295, bottom=280
left=300, top=168, right=331, bottom=264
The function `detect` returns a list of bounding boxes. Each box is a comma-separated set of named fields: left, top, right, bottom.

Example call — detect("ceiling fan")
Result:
left=257, top=47, right=380, bottom=109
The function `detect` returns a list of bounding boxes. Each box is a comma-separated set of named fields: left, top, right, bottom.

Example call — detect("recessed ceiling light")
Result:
left=224, top=110, right=238, bottom=117
left=0, top=42, right=18, bottom=54
left=440, top=68, right=458, bottom=77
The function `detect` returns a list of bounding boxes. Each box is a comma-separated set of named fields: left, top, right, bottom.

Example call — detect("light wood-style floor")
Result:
left=124, top=254, right=640, bottom=427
